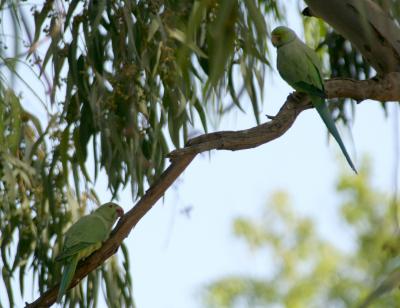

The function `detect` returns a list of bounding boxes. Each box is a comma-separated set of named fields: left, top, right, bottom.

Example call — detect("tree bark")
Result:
left=304, top=0, right=400, bottom=74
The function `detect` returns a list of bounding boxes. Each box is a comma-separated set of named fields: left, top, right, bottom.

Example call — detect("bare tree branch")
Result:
left=25, top=73, right=400, bottom=307
left=326, top=72, right=400, bottom=101
left=169, top=73, right=400, bottom=158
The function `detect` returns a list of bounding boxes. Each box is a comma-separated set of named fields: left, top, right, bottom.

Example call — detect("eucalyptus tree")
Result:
left=0, top=0, right=399, bottom=307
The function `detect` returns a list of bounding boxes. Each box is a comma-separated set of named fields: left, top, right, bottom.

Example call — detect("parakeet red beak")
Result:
left=116, top=206, right=124, bottom=217
left=271, top=34, right=279, bottom=46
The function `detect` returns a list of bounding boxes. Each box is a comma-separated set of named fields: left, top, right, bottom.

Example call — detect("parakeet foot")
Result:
left=290, top=92, right=305, bottom=103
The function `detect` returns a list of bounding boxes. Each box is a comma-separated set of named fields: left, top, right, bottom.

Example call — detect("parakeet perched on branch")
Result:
left=56, top=202, right=124, bottom=303
left=271, top=26, right=357, bottom=173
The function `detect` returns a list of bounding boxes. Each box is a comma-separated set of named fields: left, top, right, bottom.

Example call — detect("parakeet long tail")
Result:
left=312, top=97, right=357, bottom=173
left=57, top=256, right=79, bottom=303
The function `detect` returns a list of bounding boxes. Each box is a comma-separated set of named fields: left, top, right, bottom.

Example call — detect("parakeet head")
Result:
left=271, top=26, right=297, bottom=47
left=95, top=202, right=124, bottom=222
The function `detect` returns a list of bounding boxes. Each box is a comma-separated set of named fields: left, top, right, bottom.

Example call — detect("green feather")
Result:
left=293, top=81, right=326, bottom=99
left=55, top=202, right=123, bottom=302
left=57, top=256, right=78, bottom=303
left=311, top=97, right=357, bottom=173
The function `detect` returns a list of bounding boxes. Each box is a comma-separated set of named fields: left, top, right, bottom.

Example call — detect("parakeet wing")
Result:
left=56, top=214, right=110, bottom=261
left=277, top=38, right=323, bottom=92
left=293, top=81, right=326, bottom=98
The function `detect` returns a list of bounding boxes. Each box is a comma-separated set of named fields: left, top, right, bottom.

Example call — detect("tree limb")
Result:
left=25, top=73, right=400, bottom=307
left=304, top=0, right=400, bottom=74
left=327, top=72, right=400, bottom=101
left=169, top=73, right=400, bottom=158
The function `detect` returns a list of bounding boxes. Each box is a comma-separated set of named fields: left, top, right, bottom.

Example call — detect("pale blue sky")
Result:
left=1, top=1, right=399, bottom=307
left=121, top=89, right=396, bottom=308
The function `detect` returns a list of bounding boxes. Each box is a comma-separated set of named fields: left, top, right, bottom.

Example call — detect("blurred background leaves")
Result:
left=204, top=159, right=400, bottom=307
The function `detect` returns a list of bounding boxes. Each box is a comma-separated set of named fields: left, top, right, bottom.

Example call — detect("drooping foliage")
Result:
left=0, top=0, right=282, bottom=306
left=28, top=0, right=283, bottom=197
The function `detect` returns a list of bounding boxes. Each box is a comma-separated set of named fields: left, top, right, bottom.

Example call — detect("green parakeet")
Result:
left=271, top=26, right=357, bottom=173
left=56, top=202, right=124, bottom=303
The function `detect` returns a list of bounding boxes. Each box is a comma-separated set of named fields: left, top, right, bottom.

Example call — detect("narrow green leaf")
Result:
left=72, top=162, right=81, bottom=203
left=167, top=27, right=208, bottom=58
left=244, top=0, right=267, bottom=39
left=60, top=125, right=70, bottom=181
left=65, top=0, right=80, bottom=28
left=194, top=98, right=208, bottom=132
left=32, top=0, right=53, bottom=44
left=228, top=63, right=245, bottom=112
left=147, top=18, right=160, bottom=42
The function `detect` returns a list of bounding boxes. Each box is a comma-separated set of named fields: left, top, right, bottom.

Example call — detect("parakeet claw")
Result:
left=290, top=92, right=305, bottom=103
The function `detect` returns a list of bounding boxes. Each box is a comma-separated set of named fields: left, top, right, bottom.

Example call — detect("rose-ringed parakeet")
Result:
left=271, top=26, right=357, bottom=173
left=56, top=202, right=124, bottom=303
